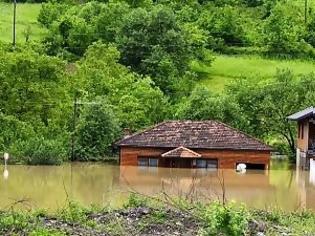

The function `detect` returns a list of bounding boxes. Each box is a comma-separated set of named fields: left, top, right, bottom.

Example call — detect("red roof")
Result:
left=117, top=120, right=271, bottom=151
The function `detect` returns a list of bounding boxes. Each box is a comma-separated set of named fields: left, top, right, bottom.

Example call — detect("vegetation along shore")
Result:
left=1, top=194, right=315, bottom=236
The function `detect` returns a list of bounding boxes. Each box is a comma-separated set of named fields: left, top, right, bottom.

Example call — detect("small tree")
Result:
left=74, top=100, right=121, bottom=161
left=263, top=2, right=305, bottom=56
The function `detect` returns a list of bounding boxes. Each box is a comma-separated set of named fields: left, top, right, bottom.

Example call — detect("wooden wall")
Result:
left=119, top=146, right=271, bottom=169
left=297, top=119, right=309, bottom=152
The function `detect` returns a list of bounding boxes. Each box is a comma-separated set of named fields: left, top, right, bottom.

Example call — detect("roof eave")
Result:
left=287, top=107, right=315, bottom=121
left=117, top=144, right=272, bottom=152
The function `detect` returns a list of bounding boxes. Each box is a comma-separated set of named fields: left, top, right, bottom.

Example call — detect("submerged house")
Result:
left=288, top=107, right=315, bottom=170
left=116, top=121, right=271, bottom=169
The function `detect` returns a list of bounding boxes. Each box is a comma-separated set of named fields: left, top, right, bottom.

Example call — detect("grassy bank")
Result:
left=1, top=194, right=315, bottom=235
left=0, top=3, right=44, bottom=43
left=195, top=54, right=315, bottom=92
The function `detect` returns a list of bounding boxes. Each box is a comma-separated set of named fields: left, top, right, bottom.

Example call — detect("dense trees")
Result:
left=2, top=0, right=315, bottom=164
left=176, top=70, right=315, bottom=158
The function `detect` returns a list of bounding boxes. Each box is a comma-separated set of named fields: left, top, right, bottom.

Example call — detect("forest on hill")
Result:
left=1, top=0, right=315, bottom=164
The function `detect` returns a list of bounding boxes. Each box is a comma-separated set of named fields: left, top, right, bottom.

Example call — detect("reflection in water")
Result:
left=3, top=169, right=9, bottom=180
left=310, top=159, right=315, bottom=186
left=0, top=163, right=314, bottom=211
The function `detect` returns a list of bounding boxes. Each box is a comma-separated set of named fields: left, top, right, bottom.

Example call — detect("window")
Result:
left=138, top=158, right=148, bottom=167
left=207, top=159, right=218, bottom=169
left=149, top=158, right=158, bottom=167
left=196, top=159, right=218, bottom=169
left=138, top=157, right=158, bottom=167
left=196, top=159, right=207, bottom=168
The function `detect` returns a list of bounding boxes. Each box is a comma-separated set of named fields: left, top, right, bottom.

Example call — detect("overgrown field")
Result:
left=0, top=3, right=44, bottom=43
left=194, top=54, right=315, bottom=92
left=1, top=194, right=315, bottom=236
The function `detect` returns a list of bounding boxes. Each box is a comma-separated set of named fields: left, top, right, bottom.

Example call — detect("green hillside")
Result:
left=0, top=3, right=44, bottom=43
left=195, top=54, right=315, bottom=92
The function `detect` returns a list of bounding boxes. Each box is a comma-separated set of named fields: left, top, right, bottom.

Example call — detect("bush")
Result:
left=123, top=193, right=148, bottom=208
left=11, top=136, right=68, bottom=165
left=73, top=99, right=121, bottom=161
left=197, top=201, right=250, bottom=236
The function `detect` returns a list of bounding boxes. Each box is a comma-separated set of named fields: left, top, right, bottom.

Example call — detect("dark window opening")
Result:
left=299, top=123, right=304, bottom=139
left=138, top=157, right=158, bottom=167
left=242, top=163, right=265, bottom=170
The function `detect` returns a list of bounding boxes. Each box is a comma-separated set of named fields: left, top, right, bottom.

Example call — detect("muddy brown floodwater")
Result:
left=0, top=162, right=314, bottom=211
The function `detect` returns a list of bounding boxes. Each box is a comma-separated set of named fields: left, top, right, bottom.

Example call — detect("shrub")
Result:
left=197, top=201, right=250, bottom=236
left=123, top=193, right=148, bottom=208
left=11, top=136, right=68, bottom=165
left=58, top=201, right=88, bottom=223
left=73, top=99, right=121, bottom=161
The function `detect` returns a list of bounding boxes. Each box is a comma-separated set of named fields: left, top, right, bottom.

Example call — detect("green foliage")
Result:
left=29, top=228, right=66, bottom=236
left=123, top=193, right=148, bottom=208
left=3, top=0, right=315, bottom=164
left=198, top=5, right=247, bottom=49
left=74, top=42, right=168, bottom=131
left=0, top=47, right=69, bottom=125
left=115, top=4, right=203, bottom=95
left=227, top=70, right=315, bottom=155
left=197, top=201, right=249, bottom=236
left=74, top=99, right=121, bottom=161
left=14, top=135, right=68, bottom=165
left=0, top=211, right=32, bottom=232
left=37, top=1, right=68, bottom=28
left=175, top=86, right=245, bottom=129
left=58, top=201, right=88, bottom=223
left=263, top=2, right=307, bottom=56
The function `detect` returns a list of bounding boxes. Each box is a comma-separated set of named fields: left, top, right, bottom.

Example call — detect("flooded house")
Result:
left=288, top=107, right=315, bottom=170
left=116, top=121, right=271, bottom=169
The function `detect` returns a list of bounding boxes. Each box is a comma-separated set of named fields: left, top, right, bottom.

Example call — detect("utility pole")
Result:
left=13, top=0, right=17, bottom=46
left=71, top=95, right=78, bottom=161
left=305, top=0, right=308, bottom=24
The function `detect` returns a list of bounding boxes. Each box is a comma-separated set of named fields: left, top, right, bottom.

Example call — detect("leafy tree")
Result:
left=198, top=5, right=246, bottom=48
left=73, top=42, right=169, bottom=131
left=175, top=86, right=245, bottom=129
left=262, top=2, right=305, bottom=56
left=227, top=70, right=315, bottom=156
left=74, top=99, right=121, bottom=161
left=37, top=1, right=68, bottom=27
left=0, top=48, right=69, bottom=126
left=116, top=5, right=197, bottom=95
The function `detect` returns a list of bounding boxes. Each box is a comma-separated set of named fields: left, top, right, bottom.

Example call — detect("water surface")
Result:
left=0, top=163, right=314, bottom=211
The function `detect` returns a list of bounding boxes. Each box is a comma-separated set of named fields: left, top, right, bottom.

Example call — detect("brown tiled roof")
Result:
left=117, top=120, right=271, bottom=151
left=161, top=146, right=202, bottom=158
